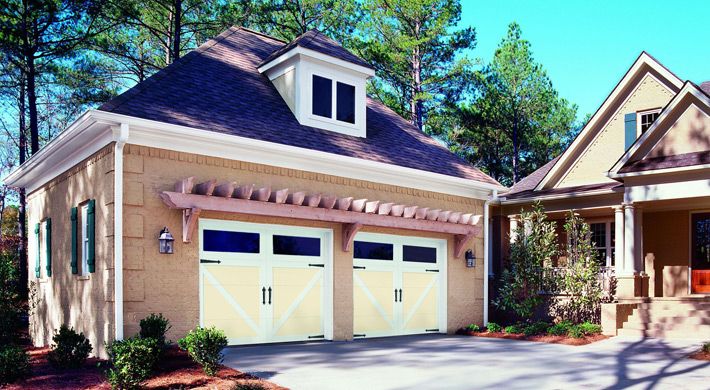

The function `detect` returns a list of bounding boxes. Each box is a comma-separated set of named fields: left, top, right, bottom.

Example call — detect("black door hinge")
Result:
left=309, top=263, right=325, bottom=268
left=308, top=334, right=325, bottom=339
left=353, top=266, right=366, bottom=269
left=200, top=259, right=221, bottom=264
left=425, top=269, right=439, bottom=272
left=426, top=328, right=440, bottom=332
left=353, top=334, right=366, bottom=338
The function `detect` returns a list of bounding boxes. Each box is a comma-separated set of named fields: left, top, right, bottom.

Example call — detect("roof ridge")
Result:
left=236, top=26, right=287, bottom=44
left=100, top=27, right=243, bottom=112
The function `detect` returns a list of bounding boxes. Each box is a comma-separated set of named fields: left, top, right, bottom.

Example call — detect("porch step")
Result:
left=617, top=328, right=710, bottom=339
left=617, top=298, right=710, bottom=340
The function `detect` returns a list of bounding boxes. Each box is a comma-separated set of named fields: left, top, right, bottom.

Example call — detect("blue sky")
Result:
left=460, top=0, right=710, bottom=118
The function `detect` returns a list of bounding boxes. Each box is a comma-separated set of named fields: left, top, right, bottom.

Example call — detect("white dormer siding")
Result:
left=259, top=46, right=375, bottom=138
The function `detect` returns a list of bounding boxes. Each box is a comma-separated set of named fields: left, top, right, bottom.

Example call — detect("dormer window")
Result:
left=311, top=75, right=356, bottom=124
left=258, top=30, right=374, bottom=138
left=639, top=109, right=661, bottom=133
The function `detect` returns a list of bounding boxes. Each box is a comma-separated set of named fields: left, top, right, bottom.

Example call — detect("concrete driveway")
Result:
left=223, top=335, right=710, bottom=389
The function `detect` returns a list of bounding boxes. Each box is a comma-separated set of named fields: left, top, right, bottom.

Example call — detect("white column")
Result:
left=614, top=205, right=624, bottom=275
left=623, top=203, right=637, bottom=275
left=509, top=215, right=519, bottom=243
left=634, top=205, right=644, bottom=274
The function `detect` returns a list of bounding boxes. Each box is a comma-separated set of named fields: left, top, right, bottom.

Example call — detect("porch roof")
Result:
left=618, top=150, right=710, bottom=174
left=160, top=177, right=482, bottom=258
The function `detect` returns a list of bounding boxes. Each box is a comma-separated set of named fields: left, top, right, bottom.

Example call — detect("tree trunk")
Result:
left=18, top=75, right=28, bottom=299
left=410, top=21, right=423, bottom=131
left=512, top=113, right=519, bottom=183
left=26, top=51, right=39, bottom=155
left=172, top=0, right=182, bottom=62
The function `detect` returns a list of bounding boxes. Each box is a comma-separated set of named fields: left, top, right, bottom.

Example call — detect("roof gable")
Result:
left=609, top=82, right=710, bottom=177
left=98, top=27, right=500, bottom=187
left=534, top=52, right=683, bottom=190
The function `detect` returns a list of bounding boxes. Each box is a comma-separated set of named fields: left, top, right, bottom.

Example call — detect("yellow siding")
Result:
left=558, top=75, right=675, bottom=187
left=649, top=103, right=710, bottom=158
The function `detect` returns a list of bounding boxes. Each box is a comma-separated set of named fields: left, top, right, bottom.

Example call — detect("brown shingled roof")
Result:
left=99, top=27, right=499, bottom=186
left=618, top=151, right=710, bottom=174
left=503, top=156, right=560, bottom=196
left=260, top=29, right=373, bottom=70
left=701, top=81, right=710, bottom=96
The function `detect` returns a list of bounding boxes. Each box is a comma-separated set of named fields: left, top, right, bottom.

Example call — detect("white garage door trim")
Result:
left=198, top=219, right=333, bottom=344
left=353, top=232, right=447, bottom=337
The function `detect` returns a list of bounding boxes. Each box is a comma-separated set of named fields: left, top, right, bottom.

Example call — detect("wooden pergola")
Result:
left=160, top=177, right=482, bottom=258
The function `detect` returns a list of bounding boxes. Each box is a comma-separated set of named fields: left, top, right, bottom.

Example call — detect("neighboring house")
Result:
left=493, top=52, right=710, bottom=338
left=4, top=28, right=504, bottom=357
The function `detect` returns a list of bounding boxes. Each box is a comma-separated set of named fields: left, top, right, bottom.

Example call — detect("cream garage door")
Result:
left=199, top=220, right=332, bottom=345
left=353, top=233, right=446, bottom=338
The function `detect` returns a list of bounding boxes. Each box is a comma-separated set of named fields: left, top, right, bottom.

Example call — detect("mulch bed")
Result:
left=460, top=330, right=608, bottom=346
left=689, top=350, right=710, bottom=361
left=5, top=345, right=285, bottom=390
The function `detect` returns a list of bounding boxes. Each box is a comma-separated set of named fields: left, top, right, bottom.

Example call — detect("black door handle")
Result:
left=262, top=287, right=266, bottom=305
left=394, top=289, right=398, bottom=302
left=399, top=288, right=403, bottom=302
left=268, top=287, right=272, bottom=305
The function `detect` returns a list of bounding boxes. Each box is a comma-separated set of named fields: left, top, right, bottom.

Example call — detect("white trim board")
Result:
left=5, top=110, right=504, bottom=198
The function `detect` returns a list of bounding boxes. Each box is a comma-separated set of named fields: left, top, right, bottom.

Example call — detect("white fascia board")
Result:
left=608, top=84, right=710, bottom=177
left=7, top=109, right=504, bottom=199
left=258, top=46, right=375, bottom=78
left=499, top=188, right=618, bottom=205
left=3, top=111, right=115, bottom=193
left=534, top=52, right=684, bottom=191
left=624, top=179, right=710, bottom=203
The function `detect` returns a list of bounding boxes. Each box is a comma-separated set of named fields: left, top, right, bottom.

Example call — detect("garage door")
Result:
left=353, top=233, right=446, bottom=338
left=199, top=220, right=332, bottom=345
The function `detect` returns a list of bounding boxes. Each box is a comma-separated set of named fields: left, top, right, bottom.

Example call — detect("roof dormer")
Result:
left=258, top=30, right=375, bottom=138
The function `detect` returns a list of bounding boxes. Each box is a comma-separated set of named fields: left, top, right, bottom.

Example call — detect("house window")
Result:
left=312, top=75, right=356, bottom=124
left=590, top=221, right=615, bottom=267
left=80, top=204, right=90, bottom=275
left=691, top=213, right=710, bottom=271
left=639, top=110, right=660, bottom=133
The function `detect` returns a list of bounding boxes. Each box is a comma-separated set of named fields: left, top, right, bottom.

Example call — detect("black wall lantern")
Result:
left=465, top=249, right=475, bottom=268
left=158, top=227, right=174, bottom=254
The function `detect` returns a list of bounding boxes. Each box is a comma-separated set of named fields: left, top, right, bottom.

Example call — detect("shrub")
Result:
left=0, top=344, right=30, bottom=385
left=47, top=325, right=92, bottom=369
left=178, top=326, right=228, bottom=376
left=504, top=324, right=523, bottom=334
left=522, top=321, right=550, bottom=336
left=547, top=321, right=573, bottom=336
left=494, top=202, right=558, bottom=319
left=0, top=252, right=23, bottom=345
left=139, top=313, right=171, bottom=347
left=106, top=337, right=159, bottom=389
left=703, top=342, right=710, bottom=353
left=465, top=324, right=480, bottom=332
left=486, top=322, right=502, bottom=333
left=568, top=322, right=602, bottom=338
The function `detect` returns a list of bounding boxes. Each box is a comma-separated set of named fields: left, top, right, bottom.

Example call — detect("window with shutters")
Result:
left=638, top=109, right=661, bottom=134
left=38, top=219, right=49, bottom=278
left=80, top=203, right=90, bottom=276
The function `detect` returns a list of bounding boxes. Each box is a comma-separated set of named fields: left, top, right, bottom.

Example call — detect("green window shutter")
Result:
left=87, top=199, right=96, bottom=273
left=71, top=207, right=78, bottom=275
left=34, top=223, right=40, bottom=278
left=45, top=218, right=52, bottom=277
left=624, top=113, right=637, bottom=151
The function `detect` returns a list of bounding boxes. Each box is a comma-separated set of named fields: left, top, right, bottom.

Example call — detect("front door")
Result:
left=199, top=220, right=332, bottom=344
left=691, top=212, right=710, bottom=294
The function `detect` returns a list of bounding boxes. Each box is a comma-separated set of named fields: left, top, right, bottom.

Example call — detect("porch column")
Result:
left=634, top=205, right=644, bottom=274
left=619, top=203, right=647, bottom=298
left=623, top=203, right=636, bottom=275
left=509, top=215, right=520, bottom=243
left=613, top=205, right=624, bottom=275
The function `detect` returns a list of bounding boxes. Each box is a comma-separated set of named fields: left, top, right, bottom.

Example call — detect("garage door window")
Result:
left=403, top=245, right=437, bottom=263
left=203, top=230, right=260, bottom=253
left=273, top=235, right=321, bottom=256
left=354, top=241, right=393, bottom=260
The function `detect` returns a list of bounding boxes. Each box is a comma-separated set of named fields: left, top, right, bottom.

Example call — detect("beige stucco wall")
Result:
left=643, top=210, right=690, bottom=297
left=649, top=102, right=710, bottom=158
left=558, top=74, right=675, bottom=188
left=121, top=144, right=486, bottom=343
left=27, top=145, right=115, bottom=358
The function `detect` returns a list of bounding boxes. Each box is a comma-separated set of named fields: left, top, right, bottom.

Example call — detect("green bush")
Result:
left=547, top=321, right=573, bottom=336
left=569, top=322, right=602, bottom=338
left=486, top=322, right=502, bottom=333
left=233, top=383, right=266, bottom=390
left=702, top=342, right=710, bottom=353
left=465, top=324, right=480, bottom=332
left=0, top=252, right=23, bottom=345
left=522, top=321, right=550, bottom=336
left=0, top=344, right=30, bottom=385
left=106, top=337, right=159, bottom=389
left=47, top=325, right=92, bottom=369
left=504, top=324, right=523, bottom=334
left=178, top=326, right=228, bottom=376
left=139, top=313, right=171, bottom=347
